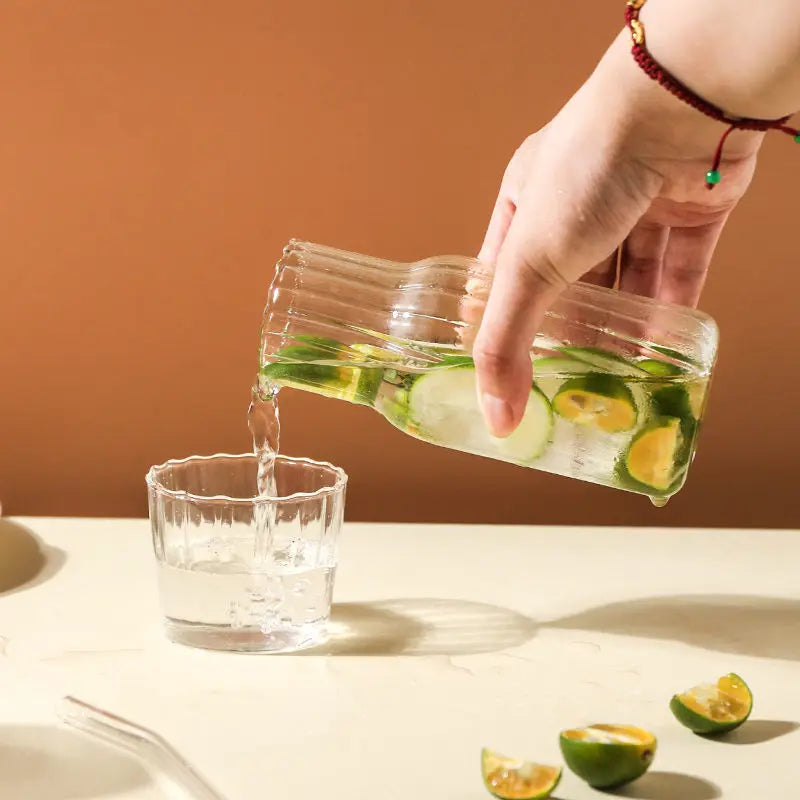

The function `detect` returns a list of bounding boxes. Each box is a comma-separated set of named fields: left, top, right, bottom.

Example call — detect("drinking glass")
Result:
left=146, top=453, right=346, bottom=652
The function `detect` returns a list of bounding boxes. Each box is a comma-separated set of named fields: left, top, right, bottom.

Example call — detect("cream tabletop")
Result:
left=0, top=516, right=798, bottom=800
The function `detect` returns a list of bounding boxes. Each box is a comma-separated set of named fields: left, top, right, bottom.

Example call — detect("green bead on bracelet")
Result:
left=705, top=170, right=721, bottom=186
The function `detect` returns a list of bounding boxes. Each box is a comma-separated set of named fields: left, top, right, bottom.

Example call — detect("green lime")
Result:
left=559, top=724, right=656, bottom=789
left=670, top=673, right=753, bottom=735
left=638, top=357, right=689, bottom=377
left=350, top=342, right=402, bottom=363
left=621, top=416, right=685, bottom=492
left=261, top=362, right=382, bottom=406
left=553, top=374, right=637, bottom=433
left=481, top=748, right=562, bottom=799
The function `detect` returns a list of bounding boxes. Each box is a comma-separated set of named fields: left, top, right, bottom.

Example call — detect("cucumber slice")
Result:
left=531, top=357, right=594, bottom=400
left=533, top=357, right=594, bottom=375
left=553, top=374, right=638, bottom=433
left=558, top=346, right=648, bottom=376
left=407, top=366, right=552, bottom=462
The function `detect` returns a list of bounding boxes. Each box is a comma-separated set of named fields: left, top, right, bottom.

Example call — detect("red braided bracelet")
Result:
left=625, top=0, right=800, bottom=190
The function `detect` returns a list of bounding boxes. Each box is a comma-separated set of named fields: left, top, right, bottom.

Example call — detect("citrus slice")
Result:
left=261, top=362, right=382, bottom=406
left=351, top=342, right=402, bottom=363
left=622, top=416, right=685, bottom=491
left=481, top=748, right=562, bottom=799
left=559, top=724, right=656, bottom=789
left=553, top=374, right=637, bottom=433
left=638, top=358, right=684, bottom=377
left=670, top=673, right=752, bottom=735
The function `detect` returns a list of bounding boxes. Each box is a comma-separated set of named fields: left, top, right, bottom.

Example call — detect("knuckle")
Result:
left=511, top=248, right=569, bottom=292
left=473, top=346, right=515, bottom=382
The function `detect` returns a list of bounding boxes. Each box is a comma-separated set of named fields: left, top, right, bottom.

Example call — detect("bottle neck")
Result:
left=260, top=240, right=486, bottom=365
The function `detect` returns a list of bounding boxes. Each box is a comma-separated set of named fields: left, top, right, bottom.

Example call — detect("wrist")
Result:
left=591, top=30, right=766, bottom=164
left=640, top=0, right=800, bottom=121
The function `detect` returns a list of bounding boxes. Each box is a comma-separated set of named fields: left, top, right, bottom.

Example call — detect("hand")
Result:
left=472, top=30, right=764, bottom=438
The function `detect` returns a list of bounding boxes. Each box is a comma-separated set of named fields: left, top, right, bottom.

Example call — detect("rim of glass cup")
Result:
left=145, top=453, right=348, bottom=505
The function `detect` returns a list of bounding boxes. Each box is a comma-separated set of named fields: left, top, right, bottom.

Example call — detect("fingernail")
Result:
left=481, top=393, right=514, bottom=437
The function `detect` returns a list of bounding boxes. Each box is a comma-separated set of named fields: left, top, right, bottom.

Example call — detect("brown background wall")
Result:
left=1, top=1, right=798, bottom=527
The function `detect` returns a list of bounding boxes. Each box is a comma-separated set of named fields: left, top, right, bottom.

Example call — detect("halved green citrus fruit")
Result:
left=638, top=358, right=684, bottom=377
left=622, top=416, right=685, bottom=491
left=559, top=724, right=656, bottom=789
left=351, top=342, right=402, bottom=363
left=261, top=358, right=382, bottom=406
left=670, top=673, right=752, bottom=735
left=553, top=374, right=637, bottom=433
left=481, top=748, right=562, bottom=799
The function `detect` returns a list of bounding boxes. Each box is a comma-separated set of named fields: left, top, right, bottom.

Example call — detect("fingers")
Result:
left=478, top=194, right=516, bottom=267
left=471, top=128, right=659, bottom=437
left=581, top=251, right=619, bottom=289
left=618, top=219, right=670, bottom=298
left=472, top=223, right=565, bottom=437
left=659, top=217, right=728, bottom=307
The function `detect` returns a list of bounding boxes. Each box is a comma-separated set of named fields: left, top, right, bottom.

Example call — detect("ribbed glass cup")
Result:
left=146, top=453, right=347, bottom=653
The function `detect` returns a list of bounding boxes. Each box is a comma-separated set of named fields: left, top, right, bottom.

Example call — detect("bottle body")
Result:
left=258, top=240, right=719, bottom=503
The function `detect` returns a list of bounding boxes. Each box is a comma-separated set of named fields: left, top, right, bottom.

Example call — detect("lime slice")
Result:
left=638, top=358, right=684, bottom=377
left=651, top=385, right=695, bottom=421
left=559, top=724, right=656, bottom=789
left=261, top=338, right=384, bottom=405
left=622, top=416, right=685, bottom=492
left=292, top=335, right=345, bottom=356
left=686, top=380, right=708, bottom=419
left=553, top=374, right=637, bottom=433
left=351, top=342, right=402, bottom=363
left=261, top=362, right=382, bottom=406
left=481, top=749, right=561, bottom=800
left=670, top=673, right=752, bottom=735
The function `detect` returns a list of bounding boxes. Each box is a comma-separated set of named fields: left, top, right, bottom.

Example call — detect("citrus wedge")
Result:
left=481, top=749, right=562, bottom=800
left=670, top=673, right=752, bottom=735
left=559, top=724, right=656, bottom=789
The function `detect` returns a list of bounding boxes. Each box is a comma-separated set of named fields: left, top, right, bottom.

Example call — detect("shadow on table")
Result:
left=605, top=771, right=720, bottom=800
left=708, top=719, right=799, bottom=745
left=546, top=594, right=800, bottom=661
left=0, top=518, right=67, bottom=596
left=306, top=598, right=537, bottom=656
left=0, top=724, right=152, bottom=798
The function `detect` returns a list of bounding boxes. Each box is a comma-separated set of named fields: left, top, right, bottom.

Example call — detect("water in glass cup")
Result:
left=147, top=453, right=346, bottom=653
